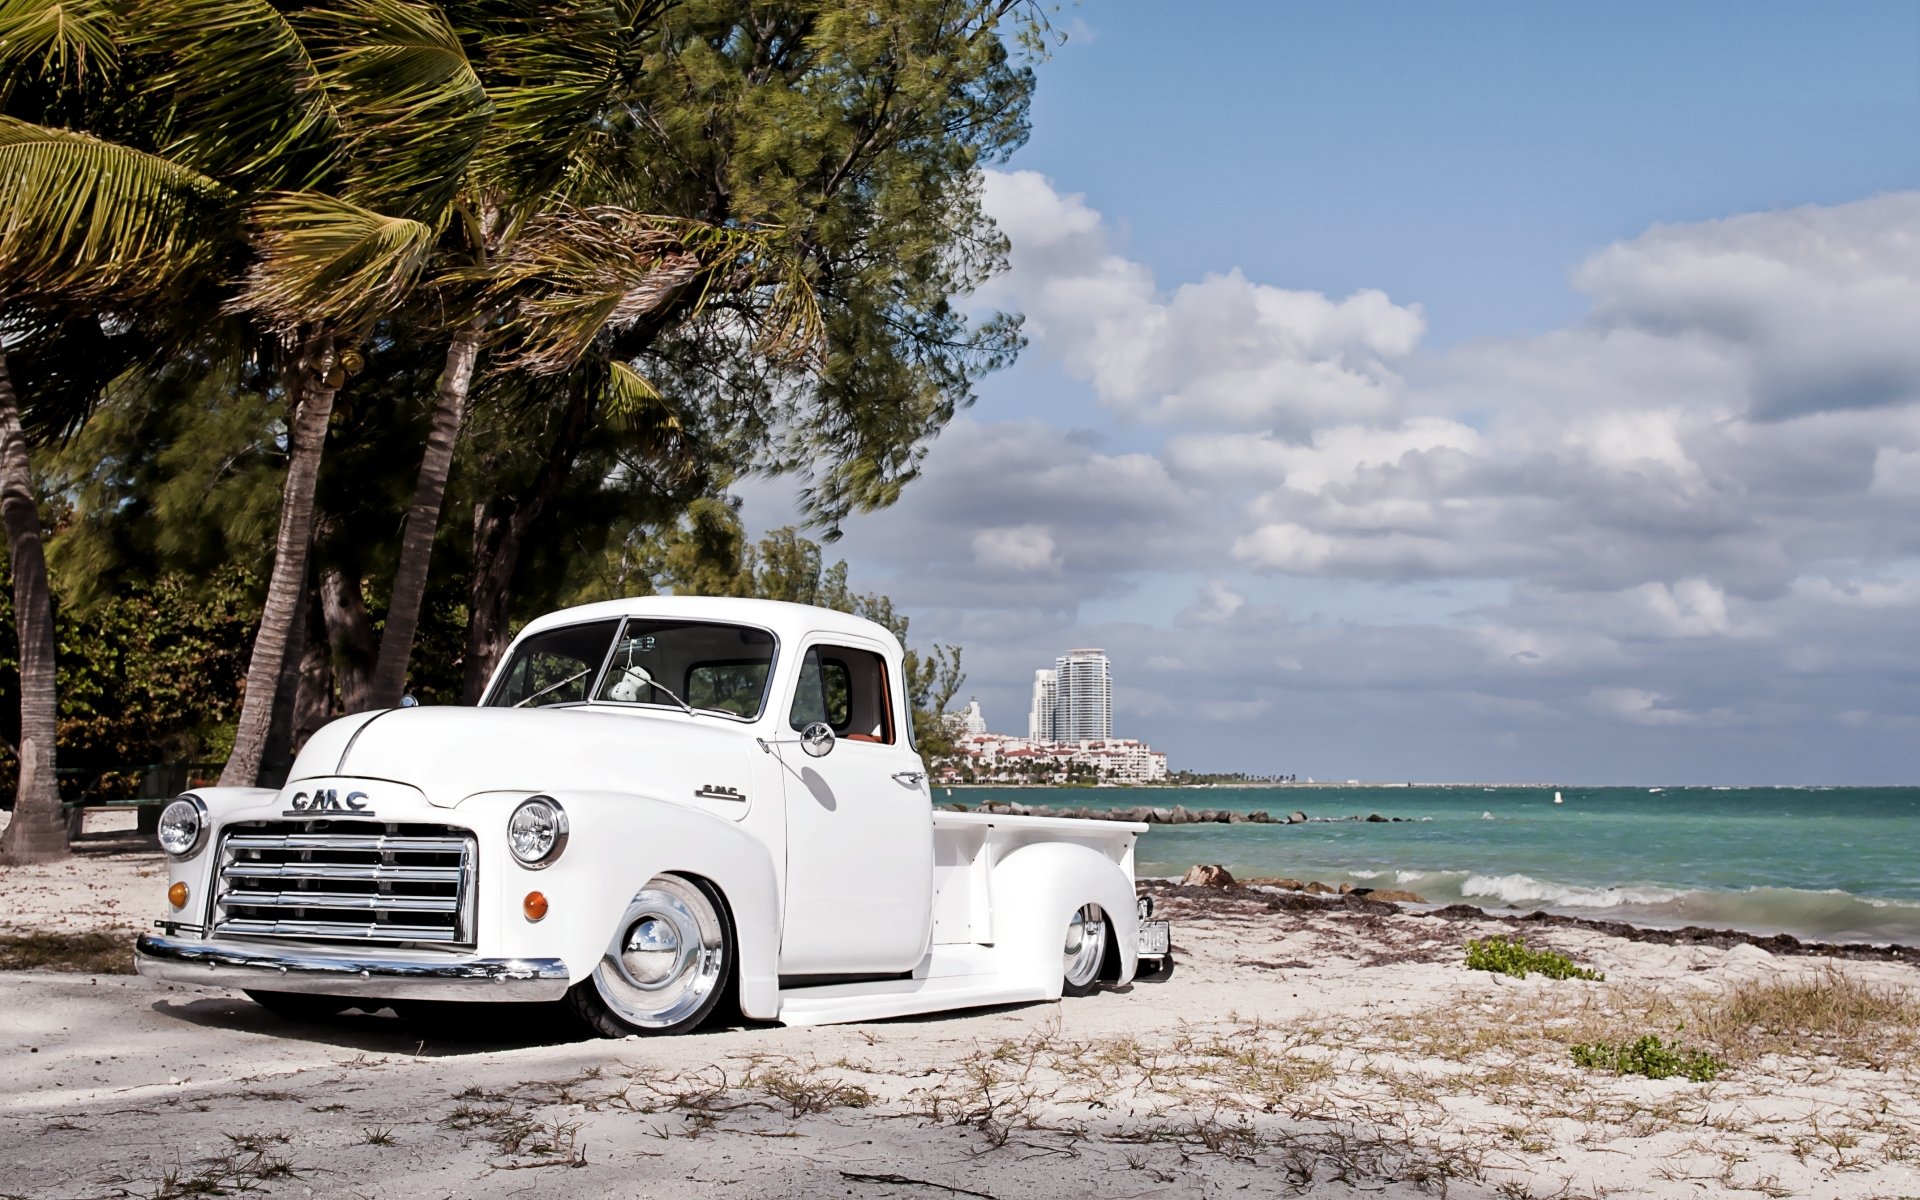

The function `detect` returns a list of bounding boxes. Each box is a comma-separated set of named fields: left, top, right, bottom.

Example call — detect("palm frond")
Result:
left=295, top=0, right=491, bottom=222
left=481, top=207, right=823, bottom=376
left=0, top=0, right=118, bottom=82
left=126, top=0, right=342, bottom=191
left=229, top=190, right=435, bottom=336
left=604, top=358, right=696, bottom=483
left=0, top=115, right=233, bottom=302
left=462, top=0, right=673, bottom=200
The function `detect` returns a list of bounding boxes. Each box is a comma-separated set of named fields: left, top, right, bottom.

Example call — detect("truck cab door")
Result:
left=776, top=639, right=933, bottom=976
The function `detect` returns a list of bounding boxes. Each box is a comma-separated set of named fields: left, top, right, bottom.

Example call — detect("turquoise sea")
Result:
left=953, top=785, right=1920, bottom=946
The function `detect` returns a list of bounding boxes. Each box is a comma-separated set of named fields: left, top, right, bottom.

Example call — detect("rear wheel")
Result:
left=1061, top=903, right=1108, bottom=997
left=568, top=874, right=732, bottom=1037
left=243, top=990, right=352, bottom=1022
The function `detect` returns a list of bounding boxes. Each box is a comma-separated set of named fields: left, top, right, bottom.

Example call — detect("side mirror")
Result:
left=799, top=721, right=835, bottom=758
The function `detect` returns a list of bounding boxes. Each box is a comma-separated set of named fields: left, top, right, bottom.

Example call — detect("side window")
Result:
left=789, top=650, right=829, bottom=728
left=789, top=645, right=893, bottom=743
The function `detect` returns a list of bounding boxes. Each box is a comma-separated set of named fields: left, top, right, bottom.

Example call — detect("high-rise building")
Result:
left=1027, top=669, right=1056, bottom=741
left=1051, top=649, right=1112, bottom=742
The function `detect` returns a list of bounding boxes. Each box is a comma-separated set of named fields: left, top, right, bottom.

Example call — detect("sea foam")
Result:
left=1461, top=873, right=1685, bottom=909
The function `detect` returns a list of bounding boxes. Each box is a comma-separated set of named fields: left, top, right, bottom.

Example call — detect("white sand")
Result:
left=1, top=844, right=1916, bottom=1198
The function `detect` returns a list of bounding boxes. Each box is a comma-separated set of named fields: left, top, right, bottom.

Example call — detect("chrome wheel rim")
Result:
left=1063, top=903, right=1107, bottom=988
left=593, top=876, right=725, bottom=1029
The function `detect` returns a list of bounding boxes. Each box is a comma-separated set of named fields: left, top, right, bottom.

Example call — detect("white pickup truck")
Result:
left=135, top=596, right=1172, bottom=1034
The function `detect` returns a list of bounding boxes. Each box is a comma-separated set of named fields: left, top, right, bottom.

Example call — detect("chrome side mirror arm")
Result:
left=756, top=721, right=835, bottom=758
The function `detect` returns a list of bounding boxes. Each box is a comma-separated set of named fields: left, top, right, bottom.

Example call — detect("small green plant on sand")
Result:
left=1571, top=1034, right=1723, bottom=1082
left=1464, top=935, right=1604, bottom=981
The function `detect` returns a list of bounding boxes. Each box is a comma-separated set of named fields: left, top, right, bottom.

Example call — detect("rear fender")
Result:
left=987, top=841, right=1140, bottom=996
left=459, top=790, right=782, bottom=1020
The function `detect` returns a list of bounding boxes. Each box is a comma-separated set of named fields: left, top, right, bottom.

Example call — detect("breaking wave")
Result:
left=1461, top=873, right=1687, bottom=909
left=1422, top=872, right=1920, bottom=944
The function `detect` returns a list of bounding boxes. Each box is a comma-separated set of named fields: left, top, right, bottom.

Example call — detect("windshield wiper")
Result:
left=514, top=668, right=592, bottom=708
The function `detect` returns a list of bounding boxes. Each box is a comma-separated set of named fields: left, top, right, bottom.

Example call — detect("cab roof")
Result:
left=513, top=595, right=903, bottom=655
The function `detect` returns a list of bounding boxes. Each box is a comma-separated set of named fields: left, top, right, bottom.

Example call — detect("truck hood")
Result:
left=288, top=705, right=754, bottom=807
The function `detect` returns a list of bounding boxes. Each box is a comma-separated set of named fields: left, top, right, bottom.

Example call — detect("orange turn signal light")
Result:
left=167, top=882, right=189, bottom=909
left=523, top=891, right=549, bottom=922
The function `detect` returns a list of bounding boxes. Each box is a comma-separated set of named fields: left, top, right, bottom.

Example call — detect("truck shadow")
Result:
left=149, top=996, right=589, bottom=1056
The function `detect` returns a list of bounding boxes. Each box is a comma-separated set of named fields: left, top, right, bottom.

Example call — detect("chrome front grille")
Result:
left=213, top=820, right=476, bottom=945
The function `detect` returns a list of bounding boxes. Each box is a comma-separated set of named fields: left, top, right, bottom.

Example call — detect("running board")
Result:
left=775, top=945, right=1052, bottom=1026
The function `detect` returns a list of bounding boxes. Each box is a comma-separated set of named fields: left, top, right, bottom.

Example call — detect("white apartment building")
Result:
left=1051, top=648, right=1112, bottom=742
left=1027, top=668, right=1056, bottom=741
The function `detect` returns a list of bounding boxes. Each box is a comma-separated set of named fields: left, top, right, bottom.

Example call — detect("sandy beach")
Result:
left=2, top=821, right=1916, bottom=1199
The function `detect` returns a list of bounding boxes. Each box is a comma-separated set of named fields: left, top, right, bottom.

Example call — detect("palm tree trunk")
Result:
left=460, top=374, right=599, bottom=702
left=220, top=345, right=340, bottom=787
left=0, top=352, right=67, bottom=863
left=320, top=561, right=375, bottom=711
left=368, top=324, right=482, bottom=709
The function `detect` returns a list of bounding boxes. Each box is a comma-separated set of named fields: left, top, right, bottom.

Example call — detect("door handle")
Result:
left=892, top=770, right=925, bottom=786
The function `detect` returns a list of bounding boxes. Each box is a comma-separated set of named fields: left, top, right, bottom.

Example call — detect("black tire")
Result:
left=1061, top=904, right=1108, bottom=998
left=1135, top=953, right=1176, bottom=983
left=567, top=874, right=734, bottom=1038
left=243, top=990, right=353, bottom=1021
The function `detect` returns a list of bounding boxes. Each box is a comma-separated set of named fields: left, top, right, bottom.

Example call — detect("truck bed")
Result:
left=927, top=809, right=1143, bottom=947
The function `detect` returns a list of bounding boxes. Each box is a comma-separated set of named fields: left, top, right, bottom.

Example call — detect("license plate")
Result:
left=1137, top=920, right=1170, bottom=956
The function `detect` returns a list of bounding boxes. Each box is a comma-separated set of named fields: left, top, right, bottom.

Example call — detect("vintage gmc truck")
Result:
left=134, top=596, right=1171, bottom=1035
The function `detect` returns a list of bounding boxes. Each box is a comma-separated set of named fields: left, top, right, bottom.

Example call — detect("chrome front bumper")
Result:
left=134, top=934, right=571, bottom=1002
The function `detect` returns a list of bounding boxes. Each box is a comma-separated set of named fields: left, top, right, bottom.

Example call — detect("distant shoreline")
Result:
left=939, top=780, right=1915, bottom=790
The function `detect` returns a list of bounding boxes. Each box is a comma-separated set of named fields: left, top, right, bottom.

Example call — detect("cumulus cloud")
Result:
left=971, top=525, right=1060, bottom=574
left=1575, top=193, right=1920, bottom=418
left=800, top=182, right=1920, bottom=781
left=982, top=170, right=1427, bottom=429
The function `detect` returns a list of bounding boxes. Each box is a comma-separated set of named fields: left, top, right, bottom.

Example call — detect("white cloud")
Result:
left=1634, top=578, right=1733, bottom=638
left=971, top=525, right=1060, bottom=573
left=983, top=170, right=1426, bottom=429
left=1575, top=193, right=1920, bottom=418
left=1871, top=446, right=1920, bottom=495
left=796, top=184, right=1920, bottom=781
left=1586, top=686, right=1700, bottom=726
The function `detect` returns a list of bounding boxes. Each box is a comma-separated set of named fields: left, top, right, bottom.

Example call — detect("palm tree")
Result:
left=362, top=4, right=820, bottom=710
left=0, top=6, right=235, bottom=860
left=2, top=0, right=500, bottom=790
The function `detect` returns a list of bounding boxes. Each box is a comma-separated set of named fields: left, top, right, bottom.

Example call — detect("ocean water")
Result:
left=951, top=785, right=1920, bottom=946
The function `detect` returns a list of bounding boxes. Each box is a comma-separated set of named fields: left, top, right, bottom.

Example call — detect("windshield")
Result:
left=484, top=616, right=777, bottom=719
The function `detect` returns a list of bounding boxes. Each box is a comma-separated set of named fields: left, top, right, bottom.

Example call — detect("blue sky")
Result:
left=743, top=3, right=1920, bottom=784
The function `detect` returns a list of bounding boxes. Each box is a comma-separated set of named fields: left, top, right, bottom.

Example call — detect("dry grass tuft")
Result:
left=0, top=929, right=135, bottom=974
left=1690, top=967, right=1920, bottom=1068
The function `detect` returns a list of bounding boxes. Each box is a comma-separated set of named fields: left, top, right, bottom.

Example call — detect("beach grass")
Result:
left=1693, top=967, right=1920, bottom=1068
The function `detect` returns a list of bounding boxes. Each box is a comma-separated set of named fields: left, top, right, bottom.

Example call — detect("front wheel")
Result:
left=568, top=874, right=732, bottom=1037
left=1061, top=903, right=1108, bottom=997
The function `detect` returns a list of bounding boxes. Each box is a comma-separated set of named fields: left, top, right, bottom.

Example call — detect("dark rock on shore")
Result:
left=948, top=801, right=1433, bottom=827
left=1138, top=879, right=1920, bottom=967
left=1181, top=863, right=1236, bottom=888
left=1351, top=887, right=1425, bottom=904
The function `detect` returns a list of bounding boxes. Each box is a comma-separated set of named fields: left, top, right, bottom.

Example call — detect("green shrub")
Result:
left=1570, top=1035, right=1723, bottom=1082
left=1464, top=935, right=1604, bottom=981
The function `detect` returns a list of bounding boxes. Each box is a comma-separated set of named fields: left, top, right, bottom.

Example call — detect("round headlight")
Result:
left=508, top=797, right=568, bottom=868
left=157, top=796, right=207, bottom=858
